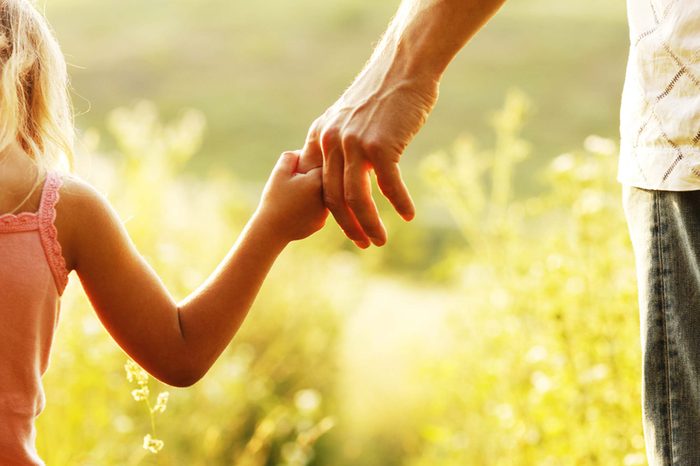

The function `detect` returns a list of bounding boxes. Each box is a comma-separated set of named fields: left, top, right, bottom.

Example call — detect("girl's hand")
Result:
left=253, top=150, right=328, bottom=244
left=62, top=152, right=328, bottom=387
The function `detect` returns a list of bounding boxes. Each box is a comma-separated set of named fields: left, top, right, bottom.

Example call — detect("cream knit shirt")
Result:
left=618, top=0, right=700, bottom=190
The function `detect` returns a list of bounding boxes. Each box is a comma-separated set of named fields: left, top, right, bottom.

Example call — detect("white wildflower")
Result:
left=152, top=391, right=169, bottom=413
left=131, top=386, right=150, bottom=402
left=124, top=360, right=149, bottom=386
left=143, top=434, right=164, bottom=454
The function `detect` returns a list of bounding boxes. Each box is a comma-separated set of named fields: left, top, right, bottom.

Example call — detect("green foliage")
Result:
left=36, top=103, right=346, bottom=465
left=21, top=0, right=639, bottom=462
left=415, top=94, right=643, bottom=465
left=35, top=92, right=644, bottom=465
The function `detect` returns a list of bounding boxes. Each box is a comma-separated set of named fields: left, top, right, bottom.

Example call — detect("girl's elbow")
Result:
left=161, top=318, right=208, bottom=387
left=166, top=373, right=200, bottom=388
left=153, top=352, right=208, bottom=387
left=160, top=365, right=206, bottom=388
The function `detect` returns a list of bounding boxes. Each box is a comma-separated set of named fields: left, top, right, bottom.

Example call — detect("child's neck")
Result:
left=0, top=142, right=42, bottom=215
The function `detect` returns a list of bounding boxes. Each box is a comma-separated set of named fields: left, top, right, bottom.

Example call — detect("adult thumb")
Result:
left=297, top=142, right=323, bottom=174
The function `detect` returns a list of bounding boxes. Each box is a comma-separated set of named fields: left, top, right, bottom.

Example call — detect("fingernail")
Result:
left=354, top=240, right=370, bottom=249
left=369, top=237, right=386, bottom=246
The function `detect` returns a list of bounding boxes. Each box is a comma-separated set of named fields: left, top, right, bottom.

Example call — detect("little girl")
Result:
left=0, top=1, right=328, bottom=464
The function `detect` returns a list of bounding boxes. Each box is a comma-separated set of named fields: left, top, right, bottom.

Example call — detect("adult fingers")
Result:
left=298, top=142, right=323, bottom=174
left=322, top=147, right=371, bottom=248
left=344, top=159, right=386, bottom=246
left=297, top=123, right=324, bottom=174
left=374, top=159, right=416, bottom=221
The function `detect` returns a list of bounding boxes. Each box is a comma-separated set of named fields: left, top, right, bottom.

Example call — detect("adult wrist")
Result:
left=393, top=32, right=449, bottom=82
left=355, top=34, right=441, bottom=105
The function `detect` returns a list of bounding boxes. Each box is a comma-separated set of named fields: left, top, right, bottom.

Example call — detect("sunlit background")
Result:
left=35, top=0, right=643, bottom=464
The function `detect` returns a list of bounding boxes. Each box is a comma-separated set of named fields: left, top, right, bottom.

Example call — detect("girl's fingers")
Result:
left=275, top=151, right=300, bottom=177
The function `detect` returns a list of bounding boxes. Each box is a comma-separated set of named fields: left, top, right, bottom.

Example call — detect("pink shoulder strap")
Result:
left=38, top=171, right=69, bottom=295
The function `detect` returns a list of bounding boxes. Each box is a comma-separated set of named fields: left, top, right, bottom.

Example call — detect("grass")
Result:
left=32, top=61, right=644, bottom=465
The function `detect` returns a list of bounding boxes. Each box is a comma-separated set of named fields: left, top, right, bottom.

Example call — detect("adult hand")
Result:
left=298, top=71, right=439, bottom=248
left=296, top=0, right=507, bottom=248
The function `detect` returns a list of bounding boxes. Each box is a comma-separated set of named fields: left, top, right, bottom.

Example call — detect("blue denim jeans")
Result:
left=623, top=185, right=700, bottom=465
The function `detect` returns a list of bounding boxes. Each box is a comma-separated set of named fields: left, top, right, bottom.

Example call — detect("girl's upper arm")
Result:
left=56, top=176, right=195, bottom=386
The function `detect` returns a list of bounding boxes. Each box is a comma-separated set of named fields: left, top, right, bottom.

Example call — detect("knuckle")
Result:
left=307, top=120, right=322, bottom=140
left=323, top=193, right=342, bottom=210
left=344, top=193, right=362, bottom=208
left=341, top=132, right=360, bottom=149
left=311, top=116, right=324, bottom=130
left=306, top=130, right=320, bottom=146
left=360, top=137, right=383, bottom=156
left=319, top=127, right=341, bottom=154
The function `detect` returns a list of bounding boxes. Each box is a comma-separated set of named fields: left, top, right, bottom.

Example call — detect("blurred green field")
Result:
left=32, top=1, right=644, bottom=465
left=35, top=94, right=644, bottom=466
left=45, top=0, right=628, bottom=193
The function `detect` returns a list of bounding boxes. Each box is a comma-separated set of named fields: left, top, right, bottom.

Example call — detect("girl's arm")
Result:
left=56, top=152, right=327, bottom=387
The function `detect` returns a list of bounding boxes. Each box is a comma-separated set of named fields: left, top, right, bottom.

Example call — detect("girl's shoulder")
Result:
left=56, top=173, right=109, bottom=208
left=55, top=174, right=116, bottom=273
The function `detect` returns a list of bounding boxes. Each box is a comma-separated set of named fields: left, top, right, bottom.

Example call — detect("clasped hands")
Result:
left=293, top=72, right=439, bottom=249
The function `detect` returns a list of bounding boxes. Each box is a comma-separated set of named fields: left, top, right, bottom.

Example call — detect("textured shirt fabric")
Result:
left=0, top=171, right=68, bottom=466
left=618, top=0, right=700, bottom=190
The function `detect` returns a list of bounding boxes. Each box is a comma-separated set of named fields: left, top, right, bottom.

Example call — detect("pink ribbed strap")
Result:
left=38, top=171, right=69, bottom=295
left=0, top=211, right=39, bottom=232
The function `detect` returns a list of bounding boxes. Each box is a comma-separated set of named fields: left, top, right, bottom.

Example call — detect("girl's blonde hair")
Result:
left=0, top=0, right=73, bottom=175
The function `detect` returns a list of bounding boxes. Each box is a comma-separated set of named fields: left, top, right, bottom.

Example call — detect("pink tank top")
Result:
left=0, top=171, right=68, bottom=465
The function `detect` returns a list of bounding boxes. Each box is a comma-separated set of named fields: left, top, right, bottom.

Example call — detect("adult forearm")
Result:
left=378, top=0, right=507, bottom=82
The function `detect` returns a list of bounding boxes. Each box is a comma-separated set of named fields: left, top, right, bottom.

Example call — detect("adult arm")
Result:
left=57, top=153, right=327, bottom=387
left=298, top=0, right=508, bottom=247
